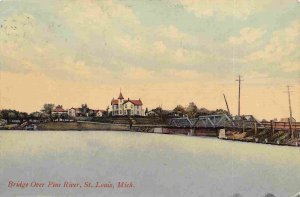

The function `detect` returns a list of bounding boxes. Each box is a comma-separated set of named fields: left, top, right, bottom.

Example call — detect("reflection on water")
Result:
left=0, top=131, right=299, bottom=197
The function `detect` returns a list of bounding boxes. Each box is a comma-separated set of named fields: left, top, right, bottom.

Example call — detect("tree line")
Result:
left=1, top=102, right=229, bottom=123
left=149, top=102, right=229, bottom=119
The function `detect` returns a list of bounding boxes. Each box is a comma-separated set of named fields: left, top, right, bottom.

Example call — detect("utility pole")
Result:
left=287, top=86, right=293, bottom=122
left=236, top=75, right=243, bottom=117
left=284, top=85, right=294, bottom=138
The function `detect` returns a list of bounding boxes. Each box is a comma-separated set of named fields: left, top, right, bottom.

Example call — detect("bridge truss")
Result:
left=168, top=114, right=262, bottom=129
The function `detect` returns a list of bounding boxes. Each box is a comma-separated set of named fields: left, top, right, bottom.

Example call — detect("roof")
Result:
left=123, top=99, right=143, bottom=106
left=111, top=96, right=143, bottom=106
left=94, top=110, right=105, bottom=112
left=70, top=107, right=80, bottom=110
left=111, top=99, right=118, bottom=105
left=118, top=92, right=124, bottom=99
left=69, top=107, right=81, bottom=112
left=53, top=105, right=67, bottom=112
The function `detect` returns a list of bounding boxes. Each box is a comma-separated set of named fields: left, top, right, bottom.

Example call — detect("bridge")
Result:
left=168, top=114, right=300, bottom=132
left=169, top=114, right=235, bottom=128
left=130, top=114, right=299, bottom=139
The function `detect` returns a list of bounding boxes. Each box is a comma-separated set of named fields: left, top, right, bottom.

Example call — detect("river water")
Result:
left=0, top=131, right=299, bottom=197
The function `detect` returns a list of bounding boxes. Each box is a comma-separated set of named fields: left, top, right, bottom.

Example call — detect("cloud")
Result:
left=163, top=69, right=202, bottom=79
left=59, top=0, right=140, bottom=43
left=176, top=0, right=274, bottom=19
left=153, top=41, right=167, bottom=54
left=174, top=48, right=188, bottom=63
left=117, top=35, right=144, bottom=55
left=1, top=0, right=299, bottom=120
left=228, top=27, right=266, bottom=45
left=246, top=20, right=299, bottom=64
left=0, top=10, right=112, bottom=82
left=1, top=1, right=297, bottom=79
left=279, top=61, right=300, bottom=72
left=158, top=25, right=190, bottom=41
left=60, top=0, right=139, bottom=26
left=125, top=67, right=155, bottom=80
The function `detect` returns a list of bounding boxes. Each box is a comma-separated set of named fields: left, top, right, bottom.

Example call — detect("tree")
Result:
left=40, top=113, right=50, bottom=121
left=30, top=111, right=41, bottom=120
left=0, top=110, right=21, bottom=121
left=88, top=110, right=95, bottom=117
left=52, top=113, right=59, bottom=121
left=60, top=113, right=69, bottom=121
left=145, top=107, right=148, bottom=114
left=186, top=102, right=198, bottom=118
left=0, top=110, right=9, bottom=120
left=153, top=107, right=163, bottom=116
left=80, top=104, right=90, bottom=117
left=42, top=104, right=55, bottom=115
left=102, top=106, right=109, bottom=117
left=173, top=105, right=186, bottom=115
left=19, top=112, right=29, bottom=122
left=213, top=108, right=229, bottom=115
left=197, top=107, right=211, bottom=116
left=8, top=111, right=17, bottom=120
left=152, top=107, right=169, bottom=122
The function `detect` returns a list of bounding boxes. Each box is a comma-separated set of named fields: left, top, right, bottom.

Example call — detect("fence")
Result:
left=261, top=121, right=300, bottom=131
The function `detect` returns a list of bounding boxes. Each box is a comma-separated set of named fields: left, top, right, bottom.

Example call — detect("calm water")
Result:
left=0, top=131, right=299, bottom=197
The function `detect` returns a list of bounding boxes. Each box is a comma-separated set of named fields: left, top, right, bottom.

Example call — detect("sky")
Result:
left=0, top=0, right=299, bottom=120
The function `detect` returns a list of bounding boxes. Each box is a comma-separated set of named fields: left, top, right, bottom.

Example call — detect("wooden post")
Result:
left=271, top=120, right=274, bottom=136
left=288, top=118, right=294, bottom=139
left=254, top=122, right=257, bottom=136
left=295, top=122, right=298, bottom=139
left=242, top=121, right=245, bottom=133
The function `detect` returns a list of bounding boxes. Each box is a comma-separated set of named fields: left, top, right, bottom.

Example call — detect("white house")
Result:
left=68, top=108, right=81, bottom=117
left=94, top=109, right=105, bottom=117
left=68, top=107, right=104, bottom=117
left=111, top=92, right=144, bottom=116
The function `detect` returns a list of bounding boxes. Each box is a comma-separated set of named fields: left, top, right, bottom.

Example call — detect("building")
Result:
left=111, top=92, right=144, bottom=116
left=280, top=117, right=296, bottom=122
left=68, top=108, right=81, bottom=117
left=52, top=105, right=68, bottom=115
left=68, top=107, right=104, bottom=117
left=94, top=110, right=105, bottom=117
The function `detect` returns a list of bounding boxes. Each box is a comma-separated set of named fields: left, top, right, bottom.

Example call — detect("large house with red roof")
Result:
left=111, top=92, right=145, bottom=116
left=52, top=105, right=68, bottom=115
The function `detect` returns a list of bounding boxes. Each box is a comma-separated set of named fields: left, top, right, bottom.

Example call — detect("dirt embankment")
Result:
left=37, top=122, right=129, bottom=131
left=225, top=130, right=300, bottom=146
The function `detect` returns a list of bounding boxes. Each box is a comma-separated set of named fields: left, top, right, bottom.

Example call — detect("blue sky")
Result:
left=0, top=0, right=299, bottom=120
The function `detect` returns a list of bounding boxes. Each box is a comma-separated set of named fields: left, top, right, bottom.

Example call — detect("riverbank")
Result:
left=223, top=130, right=300, bottom=147
left=2, top=121, right=299, bottom=147
left=36, top=121, right=129, bottom=131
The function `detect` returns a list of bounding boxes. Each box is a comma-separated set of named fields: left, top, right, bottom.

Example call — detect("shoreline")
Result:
left=1, top=121, right=299, bottom=147
left=221, top=137, right=299, bottom=147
